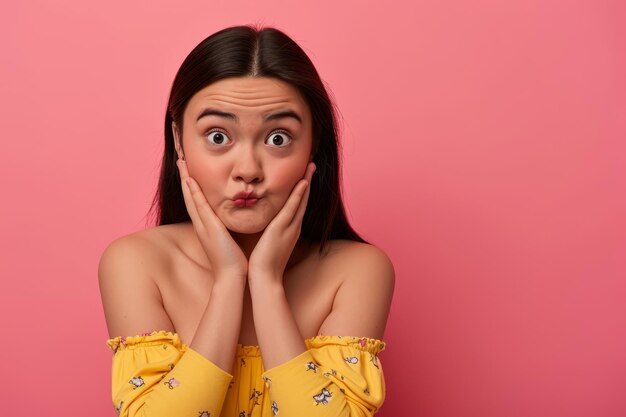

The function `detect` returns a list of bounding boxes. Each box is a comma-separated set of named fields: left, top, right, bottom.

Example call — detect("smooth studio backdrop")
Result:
left=1, top=0, right=624, bottom=416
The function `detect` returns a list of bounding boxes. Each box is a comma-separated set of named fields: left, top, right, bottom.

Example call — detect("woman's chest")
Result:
left=156, top=252, right=341, bottom=346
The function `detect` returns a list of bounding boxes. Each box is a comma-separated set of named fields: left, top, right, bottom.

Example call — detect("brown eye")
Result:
left=265, top=130, right=292, bottom=147
left=206, top=129, right=231, bottom=145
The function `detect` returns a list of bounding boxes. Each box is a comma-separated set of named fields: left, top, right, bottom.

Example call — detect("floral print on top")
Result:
left=106, top=331, right=387, bottom=416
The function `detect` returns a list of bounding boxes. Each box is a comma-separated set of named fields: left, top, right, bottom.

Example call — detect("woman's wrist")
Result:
left=212, top=274, right=247, bottom=291
left=248, top=274, right=283, bottom=291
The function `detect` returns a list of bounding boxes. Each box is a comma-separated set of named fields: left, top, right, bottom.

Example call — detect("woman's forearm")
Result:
left=249, top=279, right=307, bottom=371
left=189, top=277, right=246, bottom=372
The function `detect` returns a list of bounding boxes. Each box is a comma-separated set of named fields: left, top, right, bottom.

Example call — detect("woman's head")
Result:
left=148, top=24, right=367, bottom=253
left=172, top=76, right=314, bottom=236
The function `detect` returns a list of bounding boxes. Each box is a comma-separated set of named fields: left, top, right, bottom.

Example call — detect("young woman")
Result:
left=99, top=24, right=395, bottom=417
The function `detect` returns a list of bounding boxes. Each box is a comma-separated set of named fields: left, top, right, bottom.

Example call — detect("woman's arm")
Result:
left=249, top=242, right=395, bottom=416
left=188, top=277, right=246, bottom=370
left=99, top=234, right=177, bottom=340
left=250, top=242, right=394, bottom=370
left=99, top=233, right=246, bottom=372
left=99, top=234, right=243, bottom=417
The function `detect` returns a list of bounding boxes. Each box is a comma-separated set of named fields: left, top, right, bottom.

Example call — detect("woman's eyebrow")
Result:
left=196, top=108, right=302, bottom=124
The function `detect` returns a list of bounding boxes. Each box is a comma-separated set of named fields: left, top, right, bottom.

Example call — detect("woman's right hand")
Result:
left=177, top=158, right=249, bottom=282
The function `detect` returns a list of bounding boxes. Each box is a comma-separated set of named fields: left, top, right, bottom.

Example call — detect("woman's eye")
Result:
left=205, top=129, right=291, bottom=147
left=206, top=129, right=231, bottom=146
left=265, top=130, right=292, bottom=147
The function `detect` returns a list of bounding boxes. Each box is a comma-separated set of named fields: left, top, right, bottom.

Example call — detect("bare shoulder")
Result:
left=98, top=223, right=183, bottom=279
left=316, top=240, right=396, bottom=341
left=321, top=239, right=396, bottom=286
left=98, top=226, right=171, bottom=283
left=98, top=226, right=178, bottom=339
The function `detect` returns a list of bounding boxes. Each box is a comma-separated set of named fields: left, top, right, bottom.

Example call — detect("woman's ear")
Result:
left=172, top=122, right=184, bottom=160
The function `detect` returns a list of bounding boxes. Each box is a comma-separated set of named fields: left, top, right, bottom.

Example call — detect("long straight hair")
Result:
left=147, top=24, right=367, bottom=254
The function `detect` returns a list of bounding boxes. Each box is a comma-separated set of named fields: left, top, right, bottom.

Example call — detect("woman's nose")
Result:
left=232, top=146, right=263, bottom=183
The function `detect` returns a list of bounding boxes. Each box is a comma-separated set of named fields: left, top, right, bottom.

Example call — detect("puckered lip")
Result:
left=232, top=191, right=260, bottom=200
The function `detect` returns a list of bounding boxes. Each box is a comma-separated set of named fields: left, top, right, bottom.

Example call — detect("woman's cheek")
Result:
left=269, top=163, right=307, bottom=198
left=190, top=164, right=225, bottom=203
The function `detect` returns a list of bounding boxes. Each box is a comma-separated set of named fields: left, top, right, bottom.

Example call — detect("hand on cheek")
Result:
left=248, top=162, right=317, bottom=284
left=176, top=158, right=249, bottom=281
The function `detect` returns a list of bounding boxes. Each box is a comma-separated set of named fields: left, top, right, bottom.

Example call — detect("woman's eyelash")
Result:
left=205, top=128, right=293, bottom=144
left=267, top=129, right=293, bottom=145
left=269, top=129, right=292, bottom=139
left=205, top=128, right=228, bottom=144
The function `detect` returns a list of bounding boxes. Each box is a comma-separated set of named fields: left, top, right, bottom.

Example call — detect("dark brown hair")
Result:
left=147, top=24, right=367, bottom=254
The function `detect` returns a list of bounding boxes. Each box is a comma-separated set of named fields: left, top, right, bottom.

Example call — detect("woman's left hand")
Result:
left=248, top=162, right=316, bottom=284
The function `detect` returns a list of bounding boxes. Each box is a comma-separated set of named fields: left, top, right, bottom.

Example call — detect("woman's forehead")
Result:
left=186, top=76, right=310, bottom=121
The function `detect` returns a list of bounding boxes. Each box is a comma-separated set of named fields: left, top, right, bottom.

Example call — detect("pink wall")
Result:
left=1, top=0, right=624, bottom=416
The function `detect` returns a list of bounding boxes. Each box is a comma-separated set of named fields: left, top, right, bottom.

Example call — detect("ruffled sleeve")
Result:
left=106, top=331, right=233, bottom=417
left=261, top=335, right=387, bottom=416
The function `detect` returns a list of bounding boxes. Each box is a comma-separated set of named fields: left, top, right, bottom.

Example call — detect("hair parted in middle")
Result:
left=147, top=24, right=368, bottom=255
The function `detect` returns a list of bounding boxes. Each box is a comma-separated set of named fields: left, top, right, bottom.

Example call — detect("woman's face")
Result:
left=173, top=76, right=313, bottom=234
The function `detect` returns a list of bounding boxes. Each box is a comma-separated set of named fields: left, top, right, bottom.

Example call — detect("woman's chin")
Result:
left=227, top=225, right=265, bottom=235
left=218, top=201, right=274, bottom=234
left=223, top=217, right=268, bottom=235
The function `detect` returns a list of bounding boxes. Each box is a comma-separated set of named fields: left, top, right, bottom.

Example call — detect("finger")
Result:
left=178, top=159, right=225, bottom=235
left=290, top=163, right=316, bottom=228
left=185, top=176, right=220, bottom=228
left=179, top=167, right=202, bottom=229
left=176, top=158, right=189, bottom=181
left=177, top=159, right=211, bottom=231
left=289, top=162, right=316, bottom=228
left=273, top=162, right=315, bottom=228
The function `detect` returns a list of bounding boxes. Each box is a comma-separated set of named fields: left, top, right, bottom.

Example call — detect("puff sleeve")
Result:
left=106, top=331, right=233, bottom=417
left=261, top=335, right=387, bottom=416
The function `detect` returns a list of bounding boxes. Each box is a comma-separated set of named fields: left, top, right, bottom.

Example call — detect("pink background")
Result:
left=1, top=0, right=624, bottom=416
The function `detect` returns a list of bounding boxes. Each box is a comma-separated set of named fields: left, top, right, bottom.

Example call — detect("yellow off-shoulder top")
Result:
left=105, top=331, right=387, bottom=416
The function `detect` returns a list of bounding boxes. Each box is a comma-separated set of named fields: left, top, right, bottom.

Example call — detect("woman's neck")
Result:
left=182, top=221, right=313, bottom=274
left=229, top=230, right=263, bottom=260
